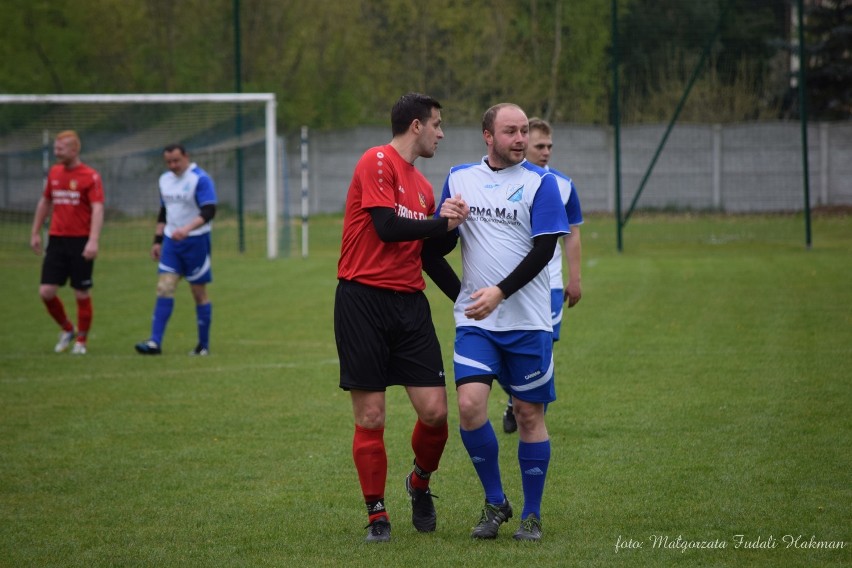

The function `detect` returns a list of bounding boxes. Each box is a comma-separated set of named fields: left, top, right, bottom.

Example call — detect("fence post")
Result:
left=712, top=124, right=722, bottom=210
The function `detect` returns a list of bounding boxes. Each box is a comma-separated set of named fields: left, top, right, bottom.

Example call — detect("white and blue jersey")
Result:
left=159, top=162, right=217, bottom=238
left=546, top=166, right=583, bottom=290
left=439, top=157, right=570, bottom=332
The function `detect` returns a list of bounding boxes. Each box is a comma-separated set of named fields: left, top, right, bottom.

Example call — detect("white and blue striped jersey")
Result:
left=158, top=162, right=217, bottom=237
left=439, top=157, right=569, bottom=332
left=546, top=166, right=583, bottom=289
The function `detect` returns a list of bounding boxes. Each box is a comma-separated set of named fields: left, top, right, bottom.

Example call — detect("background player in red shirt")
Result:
left=335, top=93, right=468, bottom=542
left=30, top=131, right=104, bottom=355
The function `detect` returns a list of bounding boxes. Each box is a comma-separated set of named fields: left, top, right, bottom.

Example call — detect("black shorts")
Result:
left=41, top=236, right=94, bottom=290
left=334, top=279, right=446, bottom=391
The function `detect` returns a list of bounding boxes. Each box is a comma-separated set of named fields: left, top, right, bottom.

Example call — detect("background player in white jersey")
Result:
left=503, top=117, right=584, bottom=433
left=135, top=144, right=217, bottom=356
left=423, top=103, right=569, bottom=542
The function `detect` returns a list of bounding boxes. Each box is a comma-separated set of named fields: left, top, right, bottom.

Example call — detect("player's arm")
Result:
left=368, top=188, right=468, bottom=242
left=82, top=201, right=104, bottom=260
left=30, top=197, right=52, bottom=255
left=562, top=183, right=583, bottom=307
left=421, top=185, right=464, bottom=300
left=463, top=233, right=560, bottom=321
left=369, top=207, right=462, bottom=242
left=171, top=204, right=216, bottom=241
left=498, top=233, right=560, bottom=299
left=564, top=226, right=582, bottom=307
left=421, top=234, right=461, bottom=301
left=151, top=206, right=167, bottom=260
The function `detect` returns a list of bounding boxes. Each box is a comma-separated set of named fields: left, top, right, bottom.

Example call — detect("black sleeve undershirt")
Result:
left=369, top=207, right=449, bottom=242
left=158, top=204, right=216, bottom=225
left=421, top=232, right=461, bottom=301
left=199, top=204, right=216, bottom=223
left=496, top=233, right=560, bottom=299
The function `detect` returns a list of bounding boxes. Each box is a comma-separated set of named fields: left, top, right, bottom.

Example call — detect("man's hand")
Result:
left=82, top=240, right=99, bottom=261
left=463, top=286, right=505, bottom=320
left=150, top=243, right=162, bottom=261
left=170, top=227, right=189, bottom=241
left=440, top=194, right=470, bottom=230
left=30, top=234, right=43, bottom=255
left=564, top=280, right=582, bottom=308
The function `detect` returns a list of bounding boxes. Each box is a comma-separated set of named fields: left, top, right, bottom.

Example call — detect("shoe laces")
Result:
left=413, top=487, right=438, bottom=501
left=479, top=501, right=506, bottom=524
left=365, top=518, right=390, bottom=532
left=407, top=474, right=438, bottom=501
left=519, top=515, right=540, bottom=532
left=479, top=502, right=502, bottom=524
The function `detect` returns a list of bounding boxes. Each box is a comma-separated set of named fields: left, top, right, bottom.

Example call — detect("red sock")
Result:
left=353, top=425, right=387, bottom=506
left=44, top=297, right=73, bottom=331
left=409, top=419, right=448, bottom=490
left=76, top=296, right=92, bottom=343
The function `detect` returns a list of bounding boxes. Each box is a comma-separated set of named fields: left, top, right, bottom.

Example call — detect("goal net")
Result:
left=0, top=94, right=280, bottom=258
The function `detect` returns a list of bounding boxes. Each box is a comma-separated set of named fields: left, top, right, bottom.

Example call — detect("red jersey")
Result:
left=337, top=144, right=436, bottom=292
left=43, top=162, right=105, bottom=237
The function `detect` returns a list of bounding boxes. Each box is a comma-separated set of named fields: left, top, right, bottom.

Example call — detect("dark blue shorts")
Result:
left=159, top=233, right=212, bottom=284
left=453, top=326, right=556, bottom=404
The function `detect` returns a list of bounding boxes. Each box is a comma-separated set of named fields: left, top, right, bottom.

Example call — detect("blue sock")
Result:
left=518, top=439, right=551, bottom=519
left=460, top=421, right=504, bottom=505
left=196, top=303, right=211, bottom=349
left=151, top=297, right=174, bottom=346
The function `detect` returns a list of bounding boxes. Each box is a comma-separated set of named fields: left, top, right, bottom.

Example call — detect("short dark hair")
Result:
left=163, top=143, right=187, bottom=155
left=391, top=93, right=441, bottom=136
left=528, top=117, right=552, bottom=136
left=482, top=103, right=522, bottom=134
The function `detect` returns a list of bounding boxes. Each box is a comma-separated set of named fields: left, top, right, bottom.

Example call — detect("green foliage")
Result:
left=0, top=0, right=837, bottom=129
left=802, top=0, right=852, bottom=120
left=1, top=214, right=850, bottom=567
left=618, top=0, right=789, bottom=122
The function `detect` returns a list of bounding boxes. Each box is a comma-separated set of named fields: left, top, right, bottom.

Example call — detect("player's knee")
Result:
left=190, top=284, right=208, bottom=305
left=418, top=406, right=448, bottom=427
left=38, top=286, right=56, bottom=301
left=156, top=274, right=178, bottom=298
left=512, top=401, right=545, bottom=431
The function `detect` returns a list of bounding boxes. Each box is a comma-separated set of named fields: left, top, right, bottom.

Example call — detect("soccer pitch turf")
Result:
left=1, top=213, right=849, bottom=567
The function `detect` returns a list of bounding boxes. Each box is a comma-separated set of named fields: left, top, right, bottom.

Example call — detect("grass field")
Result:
left=1, top=213, right=850, bottom=567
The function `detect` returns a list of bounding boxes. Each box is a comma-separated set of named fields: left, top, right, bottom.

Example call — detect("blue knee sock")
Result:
left=196, top=303, right=211, bottom=349
left=460, top=421, right=504, bottom=505
left=151, top=297, right=174, bottom=346
left=518, top=439, right=551, bottom=519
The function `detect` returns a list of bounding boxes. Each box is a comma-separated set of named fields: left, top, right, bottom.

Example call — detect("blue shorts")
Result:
left=551, top=288, right=564, bottom=342
left=159, top=233, right=212, bottom=284
left=453, top=326, right=556, bottom=404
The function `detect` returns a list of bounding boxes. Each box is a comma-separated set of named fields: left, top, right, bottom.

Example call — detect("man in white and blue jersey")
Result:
left=135, top=144, right=216, bottom=356
left=503, top=118, right=583, bottom=434
left=422, top=103, right=569, bottom=542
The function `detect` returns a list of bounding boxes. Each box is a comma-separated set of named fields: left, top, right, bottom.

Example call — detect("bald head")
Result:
left=482, top=103, right=529, bottom=169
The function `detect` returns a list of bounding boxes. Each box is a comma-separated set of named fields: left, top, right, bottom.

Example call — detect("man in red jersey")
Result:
left=335, top=93, right=469, bottom=542
left=30, top=131, right=104, bottom=355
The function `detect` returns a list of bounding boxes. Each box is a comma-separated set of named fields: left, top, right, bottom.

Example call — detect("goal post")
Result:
left=0, top=93, right=280, bottom=258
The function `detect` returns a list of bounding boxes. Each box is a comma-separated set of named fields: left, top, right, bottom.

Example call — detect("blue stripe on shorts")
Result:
left=453, top=326, right=556, bottom=404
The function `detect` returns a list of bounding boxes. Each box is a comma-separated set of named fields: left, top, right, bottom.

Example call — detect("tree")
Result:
left=617, top=0, right=788, bottom=122
left=803, top=0, right=852, bottom=119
